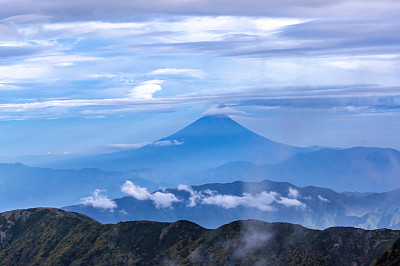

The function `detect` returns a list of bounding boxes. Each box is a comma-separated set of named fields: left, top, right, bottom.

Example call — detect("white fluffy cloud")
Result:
left=128, top=80, right=164, bottom=99
left=178, top=185, right=306, bottom=211
left=80, top=189, right=117, bottom=210
left=121, top=181, right=152, bottom=200
left=288, top=187, right=299, bottom=199
left=121, top=181, right=180, bottom=208
left=277, top=197, right=306, bottom=208
left=202, top=192, right=278, bottom=211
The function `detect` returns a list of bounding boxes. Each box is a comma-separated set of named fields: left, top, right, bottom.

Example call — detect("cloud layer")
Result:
left=177, top=184, right=306, bottom=211
left=81, top=189, right=117, bottom=210
left=121, top=181, right=180, bottom=208
left=0, top=0, right=399, bottom=154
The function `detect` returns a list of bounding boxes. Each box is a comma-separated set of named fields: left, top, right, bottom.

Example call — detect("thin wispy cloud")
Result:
left=105, top=142, right=152, bottom=150
left=149, top=68, right=205, bottom=78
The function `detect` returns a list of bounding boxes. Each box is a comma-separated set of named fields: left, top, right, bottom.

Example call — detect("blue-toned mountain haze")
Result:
left=64, top=179, right=400, bottom=230
left=1, top=0, right=400, bottom=263
left=43, top=115, right=309, bottom=172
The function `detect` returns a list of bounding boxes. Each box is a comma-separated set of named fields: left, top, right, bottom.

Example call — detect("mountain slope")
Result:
left=264, top=147, right=400, bottom=192
left=375, top=236, right=400, bottom=265
left=46, top=115, right=308, bottom=172
left=181, top=147, right=400, bottom=192
left=1, top=208, right=399, bottom=265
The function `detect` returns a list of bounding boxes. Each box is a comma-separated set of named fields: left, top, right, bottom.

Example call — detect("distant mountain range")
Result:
left=64, top=179, right=400, bottom=230
left=0, top=163, right=160, bottom=212
left=2, top=115, right=400, bottom=231
left=32, top=115, right=400, bottom=193
left=43, top=115, right=310, bottom=173
left=1, top=208, right=399, bottom=265
left=181, top=146, right=400, bottom=192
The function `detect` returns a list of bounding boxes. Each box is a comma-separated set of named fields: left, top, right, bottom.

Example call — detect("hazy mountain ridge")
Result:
left=65, top=179, right=400, bottom=230
left=2, top=115, right=400, bottom=233
left=180, top=146, right=400, bottom=192
left=42, top=115, right=310, bottom=173
left=1, top=208, right=399, bottom=265
left=0, top=163, right=159, bottom=212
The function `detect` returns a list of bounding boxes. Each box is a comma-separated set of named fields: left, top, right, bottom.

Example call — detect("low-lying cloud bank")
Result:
left=177, top=184, right=306, bottom=211
left=81, top=182, right=307, bottom=211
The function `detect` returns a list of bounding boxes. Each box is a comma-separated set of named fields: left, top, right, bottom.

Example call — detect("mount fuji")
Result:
left=48, top=115, right=308, bottom=173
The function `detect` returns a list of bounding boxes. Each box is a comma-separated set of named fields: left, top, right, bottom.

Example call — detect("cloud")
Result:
left=178, top=185, right=306, bottom=211
left=0, top=83, right=22, bottom=91
left=318, top=195, right=330, bottom=202
left=0, top=46, right=44, bottom=58
left=202, top=104, right=246, bottom=116
left=277, top=197, right=305, bottom=208
left=105, top=142, right=151, bottom=149
left=80, top=189, right=117, bottom=210
left=121, top=181, right=152, bottom=200
left=121, top=181, right=180, bottom=208
left=0, top=3, right=399, bottom=124
left=27, top=54, right=103, bottom=67
left=177, top=184, right=202, bottom=207
left=128, top=80, right=164, bottom=99
left=0, top=83, right=400, bottom=121
left=202, top=192, right=278, bottom=211
left=233, top=221, right=272, bottom=260
left=149, top=68, right=205, bottom=78
left=151, top=140, right=184, bottom=146
left=288, top=187, right=299, bottom=199
left=0, top=0, right=399, bottom=22
left=151, top=191, right=181, bottom=208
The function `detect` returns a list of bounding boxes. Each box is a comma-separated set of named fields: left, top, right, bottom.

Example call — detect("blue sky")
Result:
left=0, top=0, right=400, bottom=157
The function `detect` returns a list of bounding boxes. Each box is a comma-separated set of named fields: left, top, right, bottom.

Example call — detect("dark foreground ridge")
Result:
left=1, top=208, right=400, bottom=265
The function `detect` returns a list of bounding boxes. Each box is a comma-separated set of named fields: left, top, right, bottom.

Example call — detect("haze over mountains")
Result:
left=22, top=115, right=400, bottom=193
left=65, top=179, right=400, bottom=230
left=2, top=115, right=400, bottom=215
left=1, top=113, right=399, bottom=263
left=44, top=115, right=309, bottom=173
left=0, top=163, right=159, bottom=212
left=184, top=147, right=400, bottom=192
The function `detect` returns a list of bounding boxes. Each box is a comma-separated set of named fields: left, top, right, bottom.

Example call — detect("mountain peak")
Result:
left=168, top=115, right=253, bottom=139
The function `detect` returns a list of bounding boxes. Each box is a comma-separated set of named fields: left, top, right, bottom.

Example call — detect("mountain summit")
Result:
left=159, top=115, right=288, bottom=150
left=168, top=115, right=256, bottom=138
left=48, top=115, right=307, bottom=174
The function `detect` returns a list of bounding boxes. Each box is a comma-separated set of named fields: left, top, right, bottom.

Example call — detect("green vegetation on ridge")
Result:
left=1, top=208, right=400, bottom=265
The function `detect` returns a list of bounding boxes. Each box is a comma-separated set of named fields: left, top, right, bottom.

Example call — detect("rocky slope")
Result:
left=1, top=208, right=400, bottom=265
